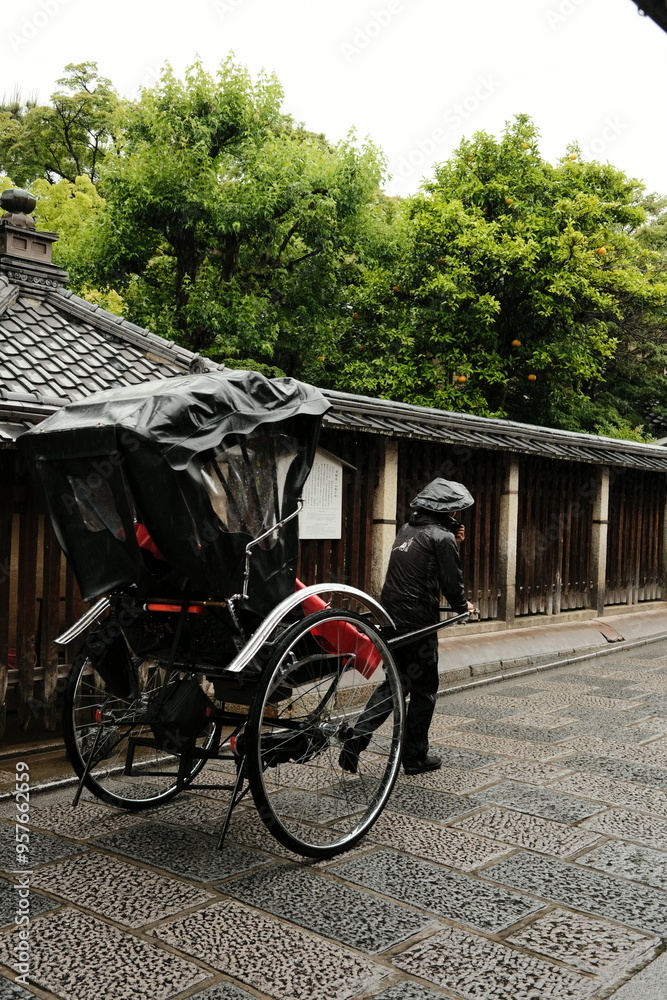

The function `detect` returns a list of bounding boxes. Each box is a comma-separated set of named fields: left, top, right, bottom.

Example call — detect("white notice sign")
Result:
left=299, top=451, right=343, bottom=539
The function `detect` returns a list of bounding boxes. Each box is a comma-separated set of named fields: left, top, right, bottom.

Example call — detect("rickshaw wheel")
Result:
left=63, top=650, right=220, bottom=810
left=245, top=609, right=404, bottom=859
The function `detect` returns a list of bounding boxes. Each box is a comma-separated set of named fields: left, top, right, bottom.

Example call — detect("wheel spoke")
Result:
left=64, top=623, right=221, bottom=810
left=246, top=609, right=403, bottom=858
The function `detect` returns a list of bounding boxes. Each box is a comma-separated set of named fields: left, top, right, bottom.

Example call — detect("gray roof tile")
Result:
left=42, top=313, right=63, bottom=328
left=26, top=346, right=49, bottom=360
left=51, top=373, right=78, bottom=389
left=5, top=388, right=40, bottom=403
left=6, top=354, right=31, bottom=370
left=11, top=331, right=36, bottom=346
left=23, top=370, right=49, bottom=386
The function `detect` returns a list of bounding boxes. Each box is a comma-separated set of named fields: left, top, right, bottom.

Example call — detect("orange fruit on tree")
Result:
left=527, top=373, right=537, bottom=381
left=596, top=247, right=607, bottom=255
left=456, top=375, right=467, bottom=383
left=511, top=339, right=521, bottom=347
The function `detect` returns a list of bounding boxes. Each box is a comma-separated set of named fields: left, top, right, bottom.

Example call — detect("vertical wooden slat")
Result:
left=515, top=456, right=595, bottom=617
left=16, top=474, right=38, bottom=726
left=362, top=442, right=376, bottom=594
left=0, top=451, right=14, bottom=709
left=349, top=451, right=363, bottom=588
left=529, top=475, right=538, bottom=614
left=636, top=475, right=644, bottom=602
left=40, top=518, right=62, bottom=730
left=619, top=481, right=629, bottom=603
left=605, top=468, right=664, bottom=608
left=65, top=562, right=84, bottom=634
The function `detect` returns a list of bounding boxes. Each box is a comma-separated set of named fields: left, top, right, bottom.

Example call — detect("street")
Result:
left=1, top=638, right=667, bottom=1000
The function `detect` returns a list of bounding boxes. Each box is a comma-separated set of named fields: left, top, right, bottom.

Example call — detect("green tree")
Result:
left=0, top=63, right=120, bottom=185
left=84, top=59, right=384, bottom=376
left=330, top=116, right=667, bottom=436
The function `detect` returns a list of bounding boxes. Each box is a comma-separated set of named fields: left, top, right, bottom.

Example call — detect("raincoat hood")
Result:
left=409, top=478, right=474, bottom=513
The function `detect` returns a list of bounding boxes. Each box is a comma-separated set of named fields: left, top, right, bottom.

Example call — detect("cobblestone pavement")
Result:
left=2, top=641, right=667, bottom=999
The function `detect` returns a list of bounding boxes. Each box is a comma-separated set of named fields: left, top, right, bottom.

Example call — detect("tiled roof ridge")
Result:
left=50, top=289, right=222, bottom=371
left=321, top=389, right=667, bottom=471
left=0, top=395, right=59, bottom=420
left=320, top=389, right=665, bottom=453
left=0, top=281, right=19, bottom=317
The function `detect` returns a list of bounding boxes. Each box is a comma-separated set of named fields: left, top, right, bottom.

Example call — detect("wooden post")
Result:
left=370, top=439, right=398, bottom=599
left=16, top=471, right=38, bottom=727
left=40, top=518, right=63, bottom=730
left=661, top=479, right=667, bottom=602
left=591, top=465, right=610, bottom=617
left=497, top=456, right=519, bottom=625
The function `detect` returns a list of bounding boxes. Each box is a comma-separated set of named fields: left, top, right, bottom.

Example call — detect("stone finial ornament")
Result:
left=0, top=189, right=37, bottom=230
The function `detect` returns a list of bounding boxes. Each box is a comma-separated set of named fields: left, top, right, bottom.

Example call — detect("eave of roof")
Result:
left=320, top=388, right=667, bottom=472
left=0, top=269, right=223, bottom=444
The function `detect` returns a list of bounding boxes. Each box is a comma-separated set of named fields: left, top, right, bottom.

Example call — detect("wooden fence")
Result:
left=516, top=456, right=594, bottom=615
left=1, top=436, right=666, bottom=737
left=0, top=451, right=84, bottom=729
left=606, top=467, right=664, bottom=604
left=397, top=442, right=504, bottom=620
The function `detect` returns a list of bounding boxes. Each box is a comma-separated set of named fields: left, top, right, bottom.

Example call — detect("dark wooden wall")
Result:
left=397, top=441, right=504, bottom=620
left=1, top=434, right=666, bottom=738
left=515, top=456, right=595, bottom=615
left=0, top=451, right=83, bottom=730
left=606, top=467, right=664, bottom=605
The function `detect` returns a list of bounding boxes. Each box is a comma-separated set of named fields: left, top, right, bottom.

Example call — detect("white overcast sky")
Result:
left=2, top=0, right=666, bottom=198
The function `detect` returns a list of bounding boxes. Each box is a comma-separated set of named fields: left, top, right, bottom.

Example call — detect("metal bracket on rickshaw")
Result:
left=225, top=499, right=305, bottom=639
left=240, top=499, right=305, bottom=601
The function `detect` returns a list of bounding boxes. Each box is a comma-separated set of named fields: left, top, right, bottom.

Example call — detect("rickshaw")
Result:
left=19, top=369, right=469, bottom=859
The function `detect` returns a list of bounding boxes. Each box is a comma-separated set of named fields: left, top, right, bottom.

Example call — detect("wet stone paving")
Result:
left=5, top=642, right=667, bottom=998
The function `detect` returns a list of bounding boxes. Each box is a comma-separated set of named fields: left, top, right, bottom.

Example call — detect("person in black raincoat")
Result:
left=340, top=478, right=476, bottom=775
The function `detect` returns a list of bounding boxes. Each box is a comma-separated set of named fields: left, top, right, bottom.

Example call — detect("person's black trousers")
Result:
left=353, top=630, right=439, bottom=763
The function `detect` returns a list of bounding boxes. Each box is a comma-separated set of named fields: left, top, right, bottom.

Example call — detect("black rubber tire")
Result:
left=63, top=644, right=220, bottom=811
left=245, top=609, right=404, bottom=858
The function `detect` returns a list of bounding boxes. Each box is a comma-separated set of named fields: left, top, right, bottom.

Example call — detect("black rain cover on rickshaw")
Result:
left=19, top=370, right=330, bottom=615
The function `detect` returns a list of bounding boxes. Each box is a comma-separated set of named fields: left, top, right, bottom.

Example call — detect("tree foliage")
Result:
left=82, top=59, right=383, bottom=377
left=329, top=116, right=667, bottom=435
left=1, top=60, right=665, bottom=439
left=0, top=63, right=120, bottom=185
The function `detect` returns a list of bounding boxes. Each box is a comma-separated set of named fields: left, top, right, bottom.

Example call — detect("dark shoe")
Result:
left=339, top=742, right=360, bottom=774
left=403, top=754, right=442, bottom=775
